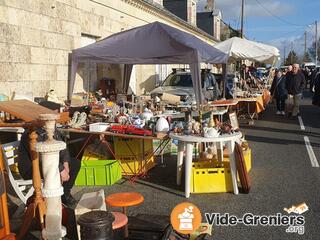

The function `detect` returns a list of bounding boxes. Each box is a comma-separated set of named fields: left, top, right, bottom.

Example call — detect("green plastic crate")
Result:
left=75, top=160, right=122, bottom=186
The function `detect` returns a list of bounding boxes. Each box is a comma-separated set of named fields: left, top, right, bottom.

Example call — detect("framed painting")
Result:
left=229, top=112, right=239, bottom=130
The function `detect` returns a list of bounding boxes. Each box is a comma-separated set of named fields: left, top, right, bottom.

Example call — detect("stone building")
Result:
left=0, top=0, right=219, bottom=100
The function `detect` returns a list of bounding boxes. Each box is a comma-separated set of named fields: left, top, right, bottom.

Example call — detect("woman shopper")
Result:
left=271, top=69, right=288, bottom=115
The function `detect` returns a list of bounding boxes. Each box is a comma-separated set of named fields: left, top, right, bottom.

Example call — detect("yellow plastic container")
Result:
left=114, top=137, right=153, bottom=156
left=190, top=161, right=233, bottom=193
left=116, top=155, right=155, bottom=175
left=224, top=148, right=252, bottom=172
left=81, top=148, right=106, bottom=161
left=114, top=137, right=155, bottom=175
left=244, top=148, right=251, bottom=172
left=190, top=148, right=252, bottom=193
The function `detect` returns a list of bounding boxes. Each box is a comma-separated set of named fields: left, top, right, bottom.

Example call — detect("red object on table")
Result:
left=126, top=125, right=152, bottom=136
left=110, top=125, right=152, bottom=136
left=110, top=125, right=128, bottom=134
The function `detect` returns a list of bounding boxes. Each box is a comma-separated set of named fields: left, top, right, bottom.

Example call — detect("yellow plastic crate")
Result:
left=116, top=155, right=155, bottom=175
left=114, top=137, right=153, bottom=156
left=190, top=161, right=233, bottom=193
left=224, top=148, right=252, bottom=172
left=81, top=148, right=106, bottom=161
left=114, top=137, right=156, bottom=175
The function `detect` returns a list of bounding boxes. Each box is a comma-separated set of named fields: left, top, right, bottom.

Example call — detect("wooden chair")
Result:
left=1, top=141, right=33, bottom=205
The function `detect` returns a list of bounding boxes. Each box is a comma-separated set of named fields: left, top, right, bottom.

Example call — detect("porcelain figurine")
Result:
left=208, top=115, right=215, bottom=128
left=140, top=108, right=153, bottom=121
left=183, top=121, right=193, bottom=135
left=192, top=121, right=201, bottom=135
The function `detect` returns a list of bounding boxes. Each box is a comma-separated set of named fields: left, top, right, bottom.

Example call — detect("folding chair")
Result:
left=1, top=141, right=34, bottom=204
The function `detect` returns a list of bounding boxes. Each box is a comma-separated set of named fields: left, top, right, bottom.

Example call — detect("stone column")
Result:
left=35, top=114, right=66, bottom=240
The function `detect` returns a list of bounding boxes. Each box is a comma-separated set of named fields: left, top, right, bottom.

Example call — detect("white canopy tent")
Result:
left=214, top=37, right=280, bottom=64
left=69, top=22, right=229, bottom=107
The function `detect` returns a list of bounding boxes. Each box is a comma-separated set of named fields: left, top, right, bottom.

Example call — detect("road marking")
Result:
left=298, top=116, right=305, bottom=130
left=304, top=136, right=319, bottom=167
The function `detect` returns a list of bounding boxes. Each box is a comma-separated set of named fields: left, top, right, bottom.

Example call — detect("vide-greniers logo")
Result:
left=170, top=202, right=202, bottom=234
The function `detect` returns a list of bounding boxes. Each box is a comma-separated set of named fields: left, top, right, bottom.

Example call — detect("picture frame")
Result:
left=229, top=112, right=239, bottom=130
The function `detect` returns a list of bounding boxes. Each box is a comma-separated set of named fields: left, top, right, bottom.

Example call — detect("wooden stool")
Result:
left=112, top=212, right=128, bottom=240
left=106, top=192, right=144, bottom=238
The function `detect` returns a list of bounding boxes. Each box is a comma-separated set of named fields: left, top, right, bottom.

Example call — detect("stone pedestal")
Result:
left=35, top=114, right=66, bottom=240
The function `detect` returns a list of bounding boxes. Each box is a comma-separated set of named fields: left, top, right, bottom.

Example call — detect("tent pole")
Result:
left=222, top=64, right=227, bottom=99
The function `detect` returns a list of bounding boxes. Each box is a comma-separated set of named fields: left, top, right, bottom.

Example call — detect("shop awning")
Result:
left=214, top=37, right=280, bottom=64
left=70, top=21, right=228, bottom=106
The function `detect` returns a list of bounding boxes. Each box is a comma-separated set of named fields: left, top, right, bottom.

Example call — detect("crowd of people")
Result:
left=270, top=63, right=320, bottom=119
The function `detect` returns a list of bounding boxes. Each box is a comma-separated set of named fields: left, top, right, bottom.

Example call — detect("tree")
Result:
left=302, top=52, right=312, bottom=63
left=284, top=50, right=299, bottom=65
left=308, top=38, right=320, bottom=62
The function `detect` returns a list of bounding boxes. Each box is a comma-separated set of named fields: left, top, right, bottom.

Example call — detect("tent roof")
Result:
left=72, top=21, right=228, bottom=64
left=214, top=37, right=280, bottom=64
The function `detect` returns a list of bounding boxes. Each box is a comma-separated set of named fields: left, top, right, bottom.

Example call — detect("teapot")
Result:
left=140, top=108, right=153, bottom=121
left=203, top=127, right=219, bottom=138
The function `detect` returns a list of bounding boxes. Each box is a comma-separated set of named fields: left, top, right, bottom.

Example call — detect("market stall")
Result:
left=214, top=37, right=280, bottom=64
left=65, top=22, right=233, bottom=186
left=214, top=37, right=280, bottom=122
left=69, top=21, right=228, bottom=106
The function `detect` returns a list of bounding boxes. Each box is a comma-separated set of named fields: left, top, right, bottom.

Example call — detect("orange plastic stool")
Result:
left=112, top=212, right=128, bottom=240
left=112, top=212, right=128, bottom=230
left=106, top=192, right=144, bottom=238
left=106, top=192, right=144, bottom=213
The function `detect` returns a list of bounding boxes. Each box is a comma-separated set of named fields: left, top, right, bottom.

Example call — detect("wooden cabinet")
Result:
left=100, top=78, right=116, bottom=100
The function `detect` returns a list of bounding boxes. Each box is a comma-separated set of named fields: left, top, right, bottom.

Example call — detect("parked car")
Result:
left=150, top=69, right=221, bottom=103
left=212, top=73, right=239, bottom=99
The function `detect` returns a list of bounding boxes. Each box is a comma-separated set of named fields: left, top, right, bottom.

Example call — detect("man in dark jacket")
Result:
left=310, top=68, right=319, bottom=92
left=18, top=103, right=81, bottom=208
left=285, top=63, right=306, bottom=118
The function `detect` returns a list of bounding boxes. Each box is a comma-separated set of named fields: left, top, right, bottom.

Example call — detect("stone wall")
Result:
left=0, top=0, right=216, bottom=100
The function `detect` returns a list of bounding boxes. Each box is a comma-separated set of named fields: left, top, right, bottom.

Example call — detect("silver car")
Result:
left=150, top=70, right=221, bottom=102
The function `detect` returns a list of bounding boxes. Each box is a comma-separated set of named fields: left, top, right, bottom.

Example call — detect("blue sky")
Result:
left=198, top=0, right=320, bottom=60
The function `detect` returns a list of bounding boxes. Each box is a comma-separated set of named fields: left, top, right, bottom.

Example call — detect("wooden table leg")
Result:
left=17, top=130, right=46, bottom=239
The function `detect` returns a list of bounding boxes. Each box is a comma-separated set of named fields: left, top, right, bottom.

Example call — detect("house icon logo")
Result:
left=170, top=202, right=202, bottom=234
